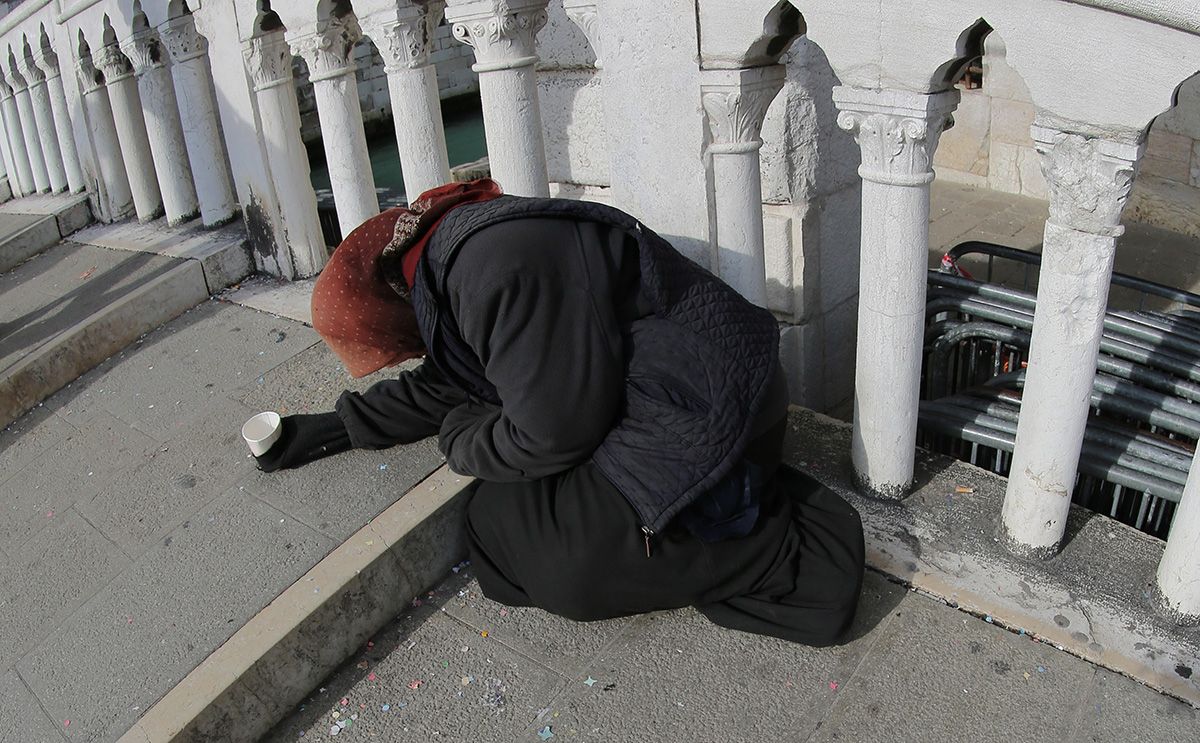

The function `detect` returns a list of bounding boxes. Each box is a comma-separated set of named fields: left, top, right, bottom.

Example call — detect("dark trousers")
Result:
left=464, top=427, right=866, bottom=646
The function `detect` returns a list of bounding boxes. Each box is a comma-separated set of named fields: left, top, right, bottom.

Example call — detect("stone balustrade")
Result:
left=0, top=0, right=1197, bottom=642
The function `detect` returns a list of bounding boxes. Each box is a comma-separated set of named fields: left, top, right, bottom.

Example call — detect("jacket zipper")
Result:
left=641, top=525, right=655, bottom=558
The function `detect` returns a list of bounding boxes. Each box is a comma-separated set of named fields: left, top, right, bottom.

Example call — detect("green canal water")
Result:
left=308, top=99, right=488, bottom=203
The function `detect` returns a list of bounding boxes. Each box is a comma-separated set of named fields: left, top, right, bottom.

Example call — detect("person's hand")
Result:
left=253, top=412, right=351, bottom=472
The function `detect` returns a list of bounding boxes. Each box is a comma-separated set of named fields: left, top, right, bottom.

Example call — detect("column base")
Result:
left=167, top=209, right=201, bottom=228
left=850, top=466, right=912, bottom=501
left=998, top=521, right=1061, bottom=561
left=138, top=206, right=166, bottom=224
left=1149, top=582, right=1200, bottom=628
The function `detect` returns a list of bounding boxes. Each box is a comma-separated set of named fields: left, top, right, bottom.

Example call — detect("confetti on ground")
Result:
left=583, top=677, right=597, bottom=687
left=378, top=464, right=388, bottom=471
left=538, top=726, right=554, bottom=740
left=381, top=704, right=391, bottom=712
left=329, top=725, right=339, bottom=737
left=331, top=711, right=340, bottom=720
left=954, top=486, right=975, bottom=494
left=367, top=641, right=374, bottom=649
left=368, top=672, right=377, bottom=682
left=78, top=266, right=97, bottom=280
left=356, top=661, right=369, bottom=670
left=461, top=675, right=474, bottom=686
left=340, top=698, right=349, bottom=706
left=63, top=720, right=70, bottom=728
left=481, top=631, right=489, bottom=638
left=1037, top=666, right=1046, bottom=673
left=409, top=680, right=423, bottom=690
left=985, top=615, right=994, bottom=624
left=1023, top=672, right=1031, bottom=680
left=499, top=608, right=509, bottom=617
left=829, top=681, right=839, bottom=691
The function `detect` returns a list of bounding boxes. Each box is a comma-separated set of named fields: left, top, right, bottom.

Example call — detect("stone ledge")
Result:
left=785, top=406, right=1200, bottom=707
left=0, top=260, right=210, bottom=428
left=117, top=465, right=475, bottom=743
left=0, top=215, right=61, bottom=273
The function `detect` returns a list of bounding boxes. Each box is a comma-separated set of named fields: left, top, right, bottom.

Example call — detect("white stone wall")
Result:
left=936, top=32, right=1200, bottom=236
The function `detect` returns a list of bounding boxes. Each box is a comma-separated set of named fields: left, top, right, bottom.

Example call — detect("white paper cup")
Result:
left=242, top=412, right=282, bottom=457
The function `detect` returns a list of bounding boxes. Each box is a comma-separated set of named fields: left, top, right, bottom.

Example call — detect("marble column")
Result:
left=159, top=14, right=236, bottom=226
left=288, top=15, right=378, bottom=238
left=832, top=86, right=959, bottom=500
left=77, top=50, right=134, bottom=220
left=7, top=62, right=50, bottom=192
left=1001, top=127, right=1141, bottom=558
left=93, top=44, right=162, bottom=221
left=121, top=28, right=198, bottom=225
left=15, top=53, right=67, bottom=192
left=243, top=30, right=326, bottom=277
left=32, top=46, right=86, bottom=193
left=362, top=4, right=451, bottom=200
left=701, top=66, right=785, bottom=307
left=446, top=0, right=550, bottom=197
left=0, top=78, right=31, bottom=196
left=1156, top=447, right=1200, bottom=625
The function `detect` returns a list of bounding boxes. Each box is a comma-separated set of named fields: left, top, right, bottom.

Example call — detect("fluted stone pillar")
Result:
left=15, top=54, right=67, bottom=192
left=121, top=29, right=198, bottom=225
left=701, top=66, right=785, bottom=307
left=93, top=44, right=162, bottom=221
left=288, top=15, right=379, bottom=238
left=159, top=14, right=236, bottom=226
left=78, top=51, right=134, bottom=220
left=832, top=86, right=959, bottom=500
left=33, top=46, right=86, bottom=193
left=7, top=63, right=49, bottom=192
left=243, top=30, right=326, bottom=277
left=446, top=0, right=549, bottom=197
left=0, top=79, right=31, bottom=196
left=362, top=4, right=451, bottom=200
left=1001, top=127, right=1141, bottom=558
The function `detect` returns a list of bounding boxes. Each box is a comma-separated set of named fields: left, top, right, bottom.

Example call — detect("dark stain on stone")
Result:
left=990, top=660, right=1011, bottom=675
left=1071, top=631, right=1089, bottom=643
left=164, top=536, right=172, bottom=547
left=891, top=528, right=923, bottom=559
left=1176, top=664, right=1193, bottom=679
left=174, top=474, right=197, bottom=489
left=1053, top=614, right=1070, bottom=628
left=968, top=640, right=983, bottom=654
left=273, top=330, right=287, bottom=343
left=905, top=561, right=917, bottom=573
left=243, top=193, right=279, bottom=267
left=1088, top=642, right=1103, bottom=654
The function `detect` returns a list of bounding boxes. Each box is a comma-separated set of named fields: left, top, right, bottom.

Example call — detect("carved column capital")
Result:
left=75, top=53, right=106, bottom=94
left=31, top=47, right=60, bottom=79
left=14, top=55, right=45, bottom=85
left=159, top=15, right=208, bottom=65
left=562, top=0, right=601, bottom=69
left=92, top=44, right=136, bottom=84
left=362, top=4, right=440, bottom=72
left=446, top=0, right=548, bottom=72
left=701, top=66, right=785, bottom=155
left=1032, top=125, right=1141, bottom=237
left=120, top=30, right=168, bottom=76
left=0, top=77, right=13, bottom=100
left=4, top=62, right=27, bottom=91
left=832, top=86, right=959, bottom=187
left=287, top=15, right=362, bottom=83
left=243, top=31, right=293, bottom=92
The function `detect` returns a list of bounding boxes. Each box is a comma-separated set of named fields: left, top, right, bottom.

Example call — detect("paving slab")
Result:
left=0, top=671, right=64, bottom=743
left=0, top=508, right=129, bottom=670
left=16, top=488, right=334, bottom=743
left=222, top=275, right=317, bottom=326
left=239, top=440, right=444, bottom=543
left=1074, top=665, right=1199, bottom=742
left=266, top=569, right=910, bottom=743
left=810, top=587, right=1096, bottom=743
left=77, top=395, right=261, bottom=556
left=0, top=212, right=59, bottom=273
left=0, top=410, right=155, bottom=554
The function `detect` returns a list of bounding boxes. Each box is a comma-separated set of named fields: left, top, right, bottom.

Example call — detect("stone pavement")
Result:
left=1, top=180, right=1198, bottom=742
left=265, top=567, right=1198, bottom=743
left=0, top=299, right=444, bottom=743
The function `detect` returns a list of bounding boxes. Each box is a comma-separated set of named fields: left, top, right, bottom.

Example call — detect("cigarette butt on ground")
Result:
left=954, top=486, right=975, bottom=494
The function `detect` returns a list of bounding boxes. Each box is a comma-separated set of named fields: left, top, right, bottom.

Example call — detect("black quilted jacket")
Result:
left=408, top=196, right=783, bottom=535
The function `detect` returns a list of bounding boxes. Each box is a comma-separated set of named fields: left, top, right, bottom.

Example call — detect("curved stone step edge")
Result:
left=0, top=260, right=209, bottom=428
left=117, top=465, right=474, bottom=743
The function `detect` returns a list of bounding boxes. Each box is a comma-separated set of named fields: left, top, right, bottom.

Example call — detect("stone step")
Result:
left=0, top=209, right=253, bottom=428
left=0, top=192, right=92, bottom=273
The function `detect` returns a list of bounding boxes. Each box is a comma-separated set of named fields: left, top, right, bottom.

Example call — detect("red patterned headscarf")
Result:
left=311, top=179, right=504, bottom=377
